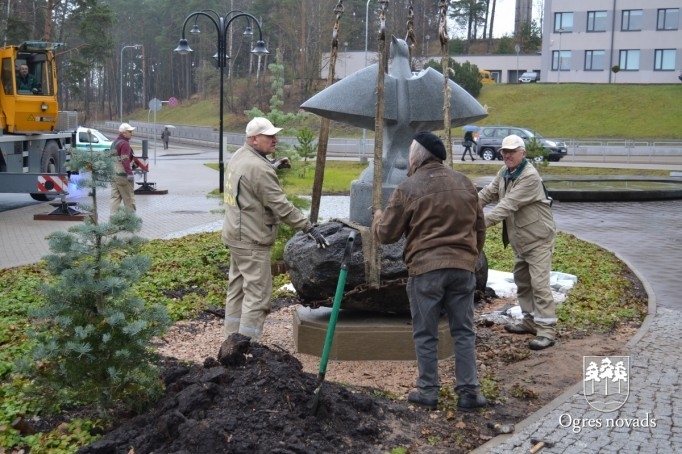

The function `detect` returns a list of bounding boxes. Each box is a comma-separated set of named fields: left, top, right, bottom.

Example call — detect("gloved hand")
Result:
left=127, top=174, right=135, bottom=183
left=272, top=157, right=291, bottom=169
left=306, top=225, right=329, bottom=249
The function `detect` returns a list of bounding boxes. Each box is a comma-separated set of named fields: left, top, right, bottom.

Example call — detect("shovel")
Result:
left=309, top=229, right=357, bottom=415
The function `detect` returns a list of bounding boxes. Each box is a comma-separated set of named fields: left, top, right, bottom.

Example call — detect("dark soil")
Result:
left=77, top=334, right=442, bottom=454
left=71, top=274, right=646, bottom=454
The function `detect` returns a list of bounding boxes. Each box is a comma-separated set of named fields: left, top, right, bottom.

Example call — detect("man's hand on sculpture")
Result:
left=306, top=226, right=329, bottom=249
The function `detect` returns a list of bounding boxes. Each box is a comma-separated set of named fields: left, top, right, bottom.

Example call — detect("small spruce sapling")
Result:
left=293, top=127, right=318, bottom=178
left=17, top=132, right=171, bottom=412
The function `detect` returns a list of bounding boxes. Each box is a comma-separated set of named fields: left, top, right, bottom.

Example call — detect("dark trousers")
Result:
left=407, top=268, right=480, bottom=400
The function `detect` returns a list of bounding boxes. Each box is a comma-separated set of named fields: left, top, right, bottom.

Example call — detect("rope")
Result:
left=438, top=0, right=453, bottom=165
left=405, top=1, right=416, bottom=70
left=368, top=0, right=390, bottom=290
left=309, top=0, right=344, bottom=224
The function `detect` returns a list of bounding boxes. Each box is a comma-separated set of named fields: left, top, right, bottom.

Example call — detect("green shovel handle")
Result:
left=318, top=230, right=357, bottom=375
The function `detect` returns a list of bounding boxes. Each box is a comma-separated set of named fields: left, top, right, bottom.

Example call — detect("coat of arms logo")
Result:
left=583, top=356, right=630, bottom=412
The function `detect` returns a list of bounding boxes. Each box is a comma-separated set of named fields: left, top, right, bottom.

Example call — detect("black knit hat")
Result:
left=413, top=131, right=446, bottom=160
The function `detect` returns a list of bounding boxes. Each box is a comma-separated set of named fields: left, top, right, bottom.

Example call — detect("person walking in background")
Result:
left=478, top=134, right=557, bottom=351
left=221, top=117, right=329, bottom=342
left=461, top=130, right=476, bottom=161
left=161, top=127, right=171, bottom=149
left=110, top=123, right=137, bottom=212
left=372, top=131, right=487, bottom=411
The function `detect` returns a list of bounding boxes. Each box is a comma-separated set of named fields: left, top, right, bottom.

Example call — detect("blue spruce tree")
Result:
left=18, top=131, right=171, bottom=412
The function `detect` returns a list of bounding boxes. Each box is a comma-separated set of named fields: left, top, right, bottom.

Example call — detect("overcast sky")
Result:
left=450, top=0, right=543, bottom=39
left=494, top=0, right=516, bottom=37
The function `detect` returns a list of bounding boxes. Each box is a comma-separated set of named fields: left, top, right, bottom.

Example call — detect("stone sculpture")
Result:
left=286, top=37, right=488, bottom=313
left=301, top=36, right=488, bottom=225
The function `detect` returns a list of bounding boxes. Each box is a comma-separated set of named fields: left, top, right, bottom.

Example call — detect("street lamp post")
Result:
left=174, top=10, right=268, bottom=193
left=120, top=44, right=142, bottom=123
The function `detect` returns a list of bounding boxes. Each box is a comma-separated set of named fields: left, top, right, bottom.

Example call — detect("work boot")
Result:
left=408, top=390, right=438, bottom=410
left=529, top=336, right=555, bottom=350
left=504, top=321, right=537, bottom=335
left=457, top=392, right=487, bottom=410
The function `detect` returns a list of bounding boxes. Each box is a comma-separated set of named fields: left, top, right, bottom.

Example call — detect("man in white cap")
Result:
left=221, top=117, right=329, bottom=342
left=478, top=134, right=557, bottom=350
left=110, top=122, right=137, bottom=212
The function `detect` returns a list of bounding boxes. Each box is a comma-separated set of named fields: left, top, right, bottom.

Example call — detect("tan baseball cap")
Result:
left=119, top=122, right=136, bottom=132
left=245, top=117, right=282, bottom=137
left=500, top=134, right=525, bottom=150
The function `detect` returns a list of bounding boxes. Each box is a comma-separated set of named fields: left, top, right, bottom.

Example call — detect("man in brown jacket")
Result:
left=222, top=117, right=328, bottom=342
left=478, top=134, right=557, bottom=350
left=373, top=131, right=487, bottom=411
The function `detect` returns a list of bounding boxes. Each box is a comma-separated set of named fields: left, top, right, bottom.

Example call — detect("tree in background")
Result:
left=449, top=0, right=489, bottom=53
left=245, top=48, right=299, bottom=128
left=57, top=2, right=115, bottom=113
left=293, top=126, right=318, bottom=178
left=425, top=58, right=483, bottom=98
left=0, top=0, right=484, bottom=123
left=517, top=19, right=542, bottom=53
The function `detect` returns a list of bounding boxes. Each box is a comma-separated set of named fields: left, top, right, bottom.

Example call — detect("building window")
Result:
left=554, top=12, right=574, bottom=32
left=657, top=9, right=679, bottom=30
left=622, top=10, right=642, bottom=31
left=654, top=49, right=676, bottom=70
left=552, top=51, right=571, bottom=71
left=585, top=50, right=606, bottom=70
left=619, top=50, right=640, bottom=70
left=587, top=11, right=607, bottom=32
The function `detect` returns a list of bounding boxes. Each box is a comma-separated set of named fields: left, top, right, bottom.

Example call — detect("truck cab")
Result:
left=0, top=41, right=62, bottom=134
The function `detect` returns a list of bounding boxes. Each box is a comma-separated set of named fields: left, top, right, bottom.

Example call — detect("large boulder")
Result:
left=283, top=221, right=488, bottom=314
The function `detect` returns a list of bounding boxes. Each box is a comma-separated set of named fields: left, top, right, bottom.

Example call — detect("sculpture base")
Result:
left=293, top=306, right=454, bottom=361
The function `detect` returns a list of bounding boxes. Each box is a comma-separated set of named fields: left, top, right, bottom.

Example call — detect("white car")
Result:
left=519, top=72, right=539, bottom=83
left=75, top=126, right=113, bottom=152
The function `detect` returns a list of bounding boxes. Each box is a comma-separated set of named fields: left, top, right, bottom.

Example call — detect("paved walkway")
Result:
left=474, top=200, right=682, bottom=453
left=2, top=156, right=681, bottom=453
left=0, top=151, right=224, bottom=269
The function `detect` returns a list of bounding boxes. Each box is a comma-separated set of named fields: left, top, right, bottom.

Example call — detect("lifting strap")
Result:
left=438, top=0, right=453, bottom=165
left=309, top=0, right=344, bottom=224
left=368, top=0, right=389, bottom=290
left=405, top=1, right=416, bottom=70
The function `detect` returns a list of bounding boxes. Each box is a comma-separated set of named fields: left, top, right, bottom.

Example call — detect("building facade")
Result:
left=541, top=0, right=681, bottom=84
left=322, top=1, right=681, bottom=85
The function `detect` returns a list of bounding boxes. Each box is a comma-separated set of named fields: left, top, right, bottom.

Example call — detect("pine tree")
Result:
left=17, top=135, right=171, bottom=412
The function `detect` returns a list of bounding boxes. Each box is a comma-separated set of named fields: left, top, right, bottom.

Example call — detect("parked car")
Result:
left=75, top=126, right=113, bottom=152
left=518, top=72, right=539, bottom=83
left=475, top=126, right=567, bottom=162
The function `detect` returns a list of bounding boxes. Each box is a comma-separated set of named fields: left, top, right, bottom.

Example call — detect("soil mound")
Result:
left=78, top=335, right=432, bottom=454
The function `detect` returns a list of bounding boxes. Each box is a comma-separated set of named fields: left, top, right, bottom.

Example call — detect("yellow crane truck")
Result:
left=0, top=41, right=75, bottom=201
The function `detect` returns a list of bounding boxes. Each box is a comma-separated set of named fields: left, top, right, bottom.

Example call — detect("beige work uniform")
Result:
left=221, top=143, right=311, bottom=341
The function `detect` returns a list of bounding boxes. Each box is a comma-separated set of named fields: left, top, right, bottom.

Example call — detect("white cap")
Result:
left=501, top=134, right=525, bottom=150
left=119, top=122, right=136, bottom=133
left=245, top=117, right=282, bottom=137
